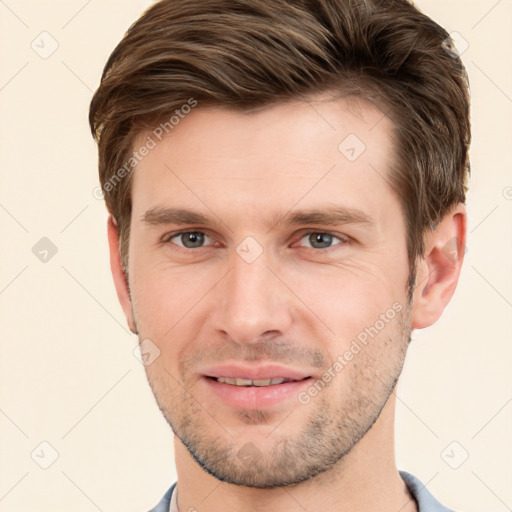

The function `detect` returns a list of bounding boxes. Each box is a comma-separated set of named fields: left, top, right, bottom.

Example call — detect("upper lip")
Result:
left=202, top=364, right=311, bottom=381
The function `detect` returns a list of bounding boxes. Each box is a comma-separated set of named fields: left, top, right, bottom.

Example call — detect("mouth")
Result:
left=201, top=365, right=314, bottom=409
left=207, top=376, right=308, bottom=387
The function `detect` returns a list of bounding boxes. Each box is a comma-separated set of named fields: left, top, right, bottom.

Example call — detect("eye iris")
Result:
left=182, top=232, right=204, bottom=248
left=309, top=233, right=333, bottom=249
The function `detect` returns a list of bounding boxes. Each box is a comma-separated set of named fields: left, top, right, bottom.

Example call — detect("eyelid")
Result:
left=162, top=229, right=214, bottom=246
left=293, top=230, right=351, bottom=248
left=160, top=229, right=350, bottom=249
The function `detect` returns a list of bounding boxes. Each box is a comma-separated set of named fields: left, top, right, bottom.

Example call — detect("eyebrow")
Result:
left=141, top=207, right=209, bottom=226
left=141, top=206, right=374, bottom=229
left=281, top=207, right=375, bottom=228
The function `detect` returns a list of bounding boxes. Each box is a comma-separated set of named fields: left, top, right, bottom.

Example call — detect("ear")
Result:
left=107, top=216, right=137, bottom=334
left=411, top=203, right=467, bottom=330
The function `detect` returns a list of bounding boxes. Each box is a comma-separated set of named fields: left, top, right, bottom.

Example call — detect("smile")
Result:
left=212, top=377, right=298, bottom=387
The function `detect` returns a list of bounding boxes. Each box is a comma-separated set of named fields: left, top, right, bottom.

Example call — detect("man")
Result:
left=89, top=0, right=470, bottom=510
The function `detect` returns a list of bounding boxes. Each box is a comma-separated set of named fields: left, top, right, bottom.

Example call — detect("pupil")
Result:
left=310, top=233, right=332, bottom=248
left=183, top=232, right=204, bottom=248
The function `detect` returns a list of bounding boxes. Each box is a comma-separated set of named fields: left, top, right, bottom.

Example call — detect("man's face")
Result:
left=125, top=96, right=412, bottom=487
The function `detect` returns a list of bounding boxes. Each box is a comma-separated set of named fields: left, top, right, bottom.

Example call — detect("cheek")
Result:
left=286, top=258, right=407, bottom=343
left=129, top=261, right=216, bottom=344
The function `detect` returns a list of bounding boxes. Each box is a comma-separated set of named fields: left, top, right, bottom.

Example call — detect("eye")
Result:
left=298, top=232, right=345, bottom=249
left=168, top=231, right=212, bottom=248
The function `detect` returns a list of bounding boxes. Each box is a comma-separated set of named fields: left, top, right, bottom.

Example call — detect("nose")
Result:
left=211, top=250, right=293, bottom=344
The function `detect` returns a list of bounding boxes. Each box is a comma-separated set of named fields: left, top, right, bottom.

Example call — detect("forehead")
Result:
left=130, top=94, right=398, bottom=225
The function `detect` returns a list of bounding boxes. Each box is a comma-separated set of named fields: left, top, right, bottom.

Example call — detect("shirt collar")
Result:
left=154, top=472, right=454, bottom=512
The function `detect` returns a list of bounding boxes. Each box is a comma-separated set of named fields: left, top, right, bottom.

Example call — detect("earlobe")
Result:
left=107, top=216, right=137, bottom=334
left=411, top=204, right=467, bottom=330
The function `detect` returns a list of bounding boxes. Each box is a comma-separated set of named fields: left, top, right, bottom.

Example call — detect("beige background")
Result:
left=0, top=1, right=511, bottom=511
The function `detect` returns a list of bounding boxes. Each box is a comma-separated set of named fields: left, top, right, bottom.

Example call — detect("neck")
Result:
left=172, top=397, right=417, bottom=512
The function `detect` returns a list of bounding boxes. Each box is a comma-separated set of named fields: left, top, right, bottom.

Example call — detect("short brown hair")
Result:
left=89, top=0, right=470, bottom=288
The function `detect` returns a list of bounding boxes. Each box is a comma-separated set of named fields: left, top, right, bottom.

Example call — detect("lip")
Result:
left=201, top=364, right=313, bottom=410
left=202, top=364, right=311, bottom=381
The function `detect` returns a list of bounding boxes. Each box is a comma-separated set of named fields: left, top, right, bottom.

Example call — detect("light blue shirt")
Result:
left=147, top=471, right=455, bottom=512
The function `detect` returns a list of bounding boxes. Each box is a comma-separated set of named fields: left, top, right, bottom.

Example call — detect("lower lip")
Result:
left=203, top=377, right=312, bottom=410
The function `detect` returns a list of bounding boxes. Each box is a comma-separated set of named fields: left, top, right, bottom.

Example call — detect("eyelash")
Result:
left=162, top=230, right=216, bottom=247
left=162, top=230, right=350, bottom=250
left=296, top=232, right=348, bottom=250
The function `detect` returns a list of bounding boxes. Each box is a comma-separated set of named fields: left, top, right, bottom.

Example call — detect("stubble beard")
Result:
left=143, top=308, right=411, bottom=488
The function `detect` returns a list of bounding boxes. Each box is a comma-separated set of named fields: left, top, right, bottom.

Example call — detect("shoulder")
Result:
left=151, top=477, right=463, bottom=512
left=146, top=483, right=176, bottom=512
left=400, top=471, right=459, bottom=512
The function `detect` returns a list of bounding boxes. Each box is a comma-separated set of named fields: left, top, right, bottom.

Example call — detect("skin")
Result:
left=108, top=94, right=466, bottom=512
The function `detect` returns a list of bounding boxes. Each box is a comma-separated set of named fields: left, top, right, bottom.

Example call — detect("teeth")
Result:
left=215, top=377, right=290, bottom=387
left=235, top=378, right=253, bottom=386
left=216, top=377, right=237, bottom=385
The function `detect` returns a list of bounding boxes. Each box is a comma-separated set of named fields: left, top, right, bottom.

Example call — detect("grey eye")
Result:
left=298, top=232, right=346, bottom=250
left=308, top=233, right=335, bottom=249
left=173, top=232, right=206, bottom=248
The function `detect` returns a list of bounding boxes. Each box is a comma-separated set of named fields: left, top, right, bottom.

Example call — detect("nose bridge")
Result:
left=231, top=255, right=269, bottom=307
left=213, top=249, right=291, bottom=342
